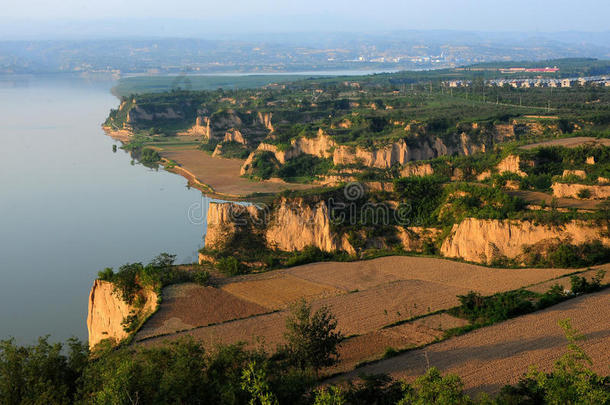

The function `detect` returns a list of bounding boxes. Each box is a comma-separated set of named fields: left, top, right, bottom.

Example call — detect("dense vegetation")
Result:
left=448, top=270, right=606, bottom=329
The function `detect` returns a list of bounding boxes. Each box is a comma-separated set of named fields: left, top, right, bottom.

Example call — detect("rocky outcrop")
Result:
left=240, top=131, right=334, bottom=175
left=204, top=203, right=262, bottom=250
left=265, top=198, right=355, bottom=254
left=400, top=163, right=434, bottom=177
left=257, top=112, right=274, bottom=132
left=396, top=227, right=441, bottom=252
left=87, top=280, right=157, bottom=348
left=562, top=170, right=587, bottom=179
left=497, top=155, right=528, bottom=177
left=552, top=183, right=610, bottom=199
left=242, top=128, right=513, bottom=173
left=179, top=116, right=211, bottom=138
left=223, top=128, right=247, bottom=144
left=127, top=105, right=183, bottom=122
left=440, top=218, right=610, bottom=264
left=202, top=200, right=355, bottom=255
left=292, top=129, right=335, bottom=158
left=494, top=124, right=515, bottom=138
left=332, top=138, right=453, bottom=168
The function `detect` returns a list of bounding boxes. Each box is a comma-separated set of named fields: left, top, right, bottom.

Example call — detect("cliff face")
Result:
left=497, top=155, right=528, bottom=177
left=265, top=198, right=355, bottom=254
left=552, top=183, right=610, bottom=199
left=241, top=127, right=512, bottom=173
left=257, top=112, right=274, bottom=132
left=87, top=280, right=157, bottom=348
left=440, top=218, right=610, bottom=264
left=204, top=203, right=262, bottom=250
left=202, top=200, right=355, bottom=255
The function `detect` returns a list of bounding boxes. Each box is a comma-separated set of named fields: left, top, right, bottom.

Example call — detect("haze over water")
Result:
left=0, top=75, right=207, bottom=343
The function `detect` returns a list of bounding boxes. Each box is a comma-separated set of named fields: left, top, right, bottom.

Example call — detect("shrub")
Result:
left=524, top=240, right=610, bottom=268
left=537, top=284, right=567, bottom=309
left=284, top=246, right=335, bottom=267
left=577, top=188, right=592, bottom=199
left=139, top=147, right=161, bottom=164
left=451, top=290, right=536, bottom=324
left=281, top=299, right=343, bottom=374
left=97, top=267, right=114, bottom=281
left=570, top=270, right=606, bottom=294
left=216, top=256, right=247, bottom=276
left=192, top=269, right=211, bottom=285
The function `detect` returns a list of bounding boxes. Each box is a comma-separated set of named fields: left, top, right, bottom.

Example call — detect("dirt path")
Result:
left=520, top=136, right=610, bottom=150
left=507, top=189, right=602, bottom=210
left=332, top=290, right=610, bottom=396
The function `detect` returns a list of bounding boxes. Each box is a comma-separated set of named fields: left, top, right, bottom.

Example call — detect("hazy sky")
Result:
left=1, top=0, right=609, bottom=34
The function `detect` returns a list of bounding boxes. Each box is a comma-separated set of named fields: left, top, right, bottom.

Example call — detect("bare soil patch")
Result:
left=410, top=313, right=470, bottom=331
left=221, top=274, right=341, bottom=310
left=333, top=290, right=610, bottom=395
left=520, top=136, right=610, bottom=150
left=314, top=280, right=470, bottom=336
left=334, top=315, right=468, bottom=373
left=507, top=189, right=601, bottom=210
left=526, top=264, right=610, bottom=294
left=140, top=311, right=288, bottom=351
left=137, top=283, right=269, bottom=339
left=160, top=148, right=313, bottom=197
left=288, top=256, right=577, bottom=295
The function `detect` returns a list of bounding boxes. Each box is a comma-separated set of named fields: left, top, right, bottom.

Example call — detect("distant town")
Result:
left=446, top=73, right=610, bottom=88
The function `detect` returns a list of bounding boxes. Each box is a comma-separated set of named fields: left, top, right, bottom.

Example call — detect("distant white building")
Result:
left=561, top=79, right=572, bottom=87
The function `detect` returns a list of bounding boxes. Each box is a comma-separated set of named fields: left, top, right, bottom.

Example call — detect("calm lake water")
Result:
left=0, top=75, right=209, bottom=344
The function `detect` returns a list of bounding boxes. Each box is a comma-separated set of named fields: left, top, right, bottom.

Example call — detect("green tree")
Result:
left=240, top=360, right=279, bottom=405
left=398, top=367, right=472, bottom=405
left=313, top=385, right=346, bottom=405
left=283, top=299, right=343, bottom=375
left=0, top=336, right=88, bottom=405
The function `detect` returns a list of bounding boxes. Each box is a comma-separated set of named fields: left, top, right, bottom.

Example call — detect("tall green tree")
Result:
left=282, top=299, right=343, bottom=375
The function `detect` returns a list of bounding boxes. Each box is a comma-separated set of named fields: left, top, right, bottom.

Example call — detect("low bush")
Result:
left=570, top=270, right=606, bottom=294
left=577, top=188, right=592, bottom=199
left=449, top=290, right=536, bottom=325
left=98, top=253, right=212, bottom=303
left=524, top=240, right=610, bottom=268
left=216, top=256, right=248, bottom=276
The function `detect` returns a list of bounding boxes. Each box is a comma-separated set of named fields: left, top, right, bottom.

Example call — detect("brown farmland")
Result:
left=159, top=148, right=313, bottom=197
left=333, top=289, right=610, bottom=395
left=136, top=257, right=598, bottom=371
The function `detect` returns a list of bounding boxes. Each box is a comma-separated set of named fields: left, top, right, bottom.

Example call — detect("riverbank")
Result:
left=103, top=126, right=316, bottom=199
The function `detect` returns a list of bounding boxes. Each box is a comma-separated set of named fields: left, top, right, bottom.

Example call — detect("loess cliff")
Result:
left=203, top=200, right=355, bottom=255
left=241, top=124, right=515, bottom=175
left=87, top=280, right=157, bottom=348
left=440, top=218, right=610, bottom=264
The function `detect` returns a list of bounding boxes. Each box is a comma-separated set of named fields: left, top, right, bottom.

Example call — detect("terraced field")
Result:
left=333, top=289, right=610, bottom=395
left=135, top=256, right=604, bottom=374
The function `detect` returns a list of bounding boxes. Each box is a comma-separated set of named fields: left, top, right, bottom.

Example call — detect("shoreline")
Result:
left=102, top=126, right=296, bottom=201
